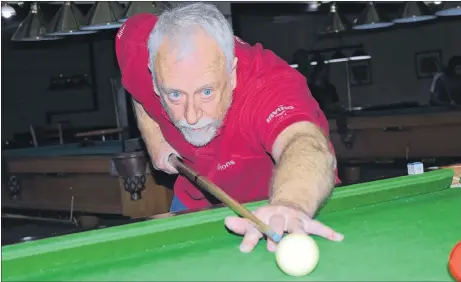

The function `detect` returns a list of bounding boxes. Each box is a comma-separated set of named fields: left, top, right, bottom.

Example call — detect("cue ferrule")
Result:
left=168, top=154, right=283, bottom=243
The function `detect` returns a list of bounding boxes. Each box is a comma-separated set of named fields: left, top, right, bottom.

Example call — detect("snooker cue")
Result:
left=168, top=154, right=283, bottom=243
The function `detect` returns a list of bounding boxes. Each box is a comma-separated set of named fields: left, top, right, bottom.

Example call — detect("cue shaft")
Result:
left=168, top=154, right=282, bottom=243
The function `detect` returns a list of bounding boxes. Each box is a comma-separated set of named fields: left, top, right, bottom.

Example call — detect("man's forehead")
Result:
left=155, top=30, right=225, bottom=69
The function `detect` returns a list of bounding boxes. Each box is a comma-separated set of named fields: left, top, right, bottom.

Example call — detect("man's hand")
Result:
left=152, top=140, right=179, bottom=174
left=224, top=204, right=343, bottom=253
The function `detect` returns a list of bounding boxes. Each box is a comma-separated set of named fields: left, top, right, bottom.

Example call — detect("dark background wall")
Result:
left=238, top=15, right=460, bottom=107
left=1, top=34, right=120, bottom=140
left=1, top=2, right=459, bottom=140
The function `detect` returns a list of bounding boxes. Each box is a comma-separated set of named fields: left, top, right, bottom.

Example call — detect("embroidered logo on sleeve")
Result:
left=235, top=36, right=245, bottom=44
left=117, top=24, right=126, bottom=40
left=266, top=105, right=295, bottom=123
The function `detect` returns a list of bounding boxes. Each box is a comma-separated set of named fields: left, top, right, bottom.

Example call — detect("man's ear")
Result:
left=231, top=57, right=238, bottom=91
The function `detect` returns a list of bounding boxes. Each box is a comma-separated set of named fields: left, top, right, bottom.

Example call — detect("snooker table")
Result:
left=2, top=139, right=174, bottom=218
left=329, top=107, right=461, bottom=161
left=2, top=169, right=460, bottom=281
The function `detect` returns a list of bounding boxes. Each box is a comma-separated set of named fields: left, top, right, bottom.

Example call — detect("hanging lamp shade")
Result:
left=393, top=2, right=436, bottom=23
left=80, top=1, right=124, bottom=30
left=328, top=50, right=348, bottom=64
left=119, top=1, right=166, bottom=22
left=435, top=1, right=461, bottom=16
left=319, top=2, right=346, bottom=34
left=353, top=2, right=394, bottom=30
left=47, top=2, right=96, bottom=35
left=11, top=2, right=62, bottom=41
left=349, top=49, right=371, bottom=61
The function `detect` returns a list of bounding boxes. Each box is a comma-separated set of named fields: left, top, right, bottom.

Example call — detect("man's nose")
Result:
left=185, top=98, right=202, bottom=125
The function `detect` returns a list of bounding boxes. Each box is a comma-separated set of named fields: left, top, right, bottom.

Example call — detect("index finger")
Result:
left=240, top=225, right=263, bottom=253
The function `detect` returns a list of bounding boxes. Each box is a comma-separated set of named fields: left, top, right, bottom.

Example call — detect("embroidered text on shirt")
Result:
left=266, top=105, right=295, bottom=123
left=217, top=160, right=236, bottom=171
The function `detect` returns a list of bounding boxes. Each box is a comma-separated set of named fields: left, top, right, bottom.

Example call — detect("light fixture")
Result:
left=47, top=2, right=96, bottom=35
left=319, top=2, right=346, bottom=34
left=306, top=1, right=319, bottom=12
left=309, top=53, right=326, bottom=66
left=2, top=3, right=16, bottom=18
left=393, top=2, right=436, bottom=23
left=119, top=1, right=165, bottom=22
left=11, top=2, right=63, bottom=41
left=80, top=1, right=124, bottom=30
left=353, top=2, right=394, bottom=30
left=435, top=1, right=461, bottom=16
left=328, top=50, right=348, bottom=63
left=349, top=49, right=371, bottom=61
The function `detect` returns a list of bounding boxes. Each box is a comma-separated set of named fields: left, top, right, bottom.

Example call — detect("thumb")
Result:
left=224, top=216, right=249, bottom=235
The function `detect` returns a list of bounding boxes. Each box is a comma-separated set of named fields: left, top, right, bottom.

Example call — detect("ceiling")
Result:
left=2, top=2, right=407, bottom=29
left=1, top=2, right=456, bottom=40
left=231, top=2, right=408, bottom=16
left=1, top=2, right=94, bottom=31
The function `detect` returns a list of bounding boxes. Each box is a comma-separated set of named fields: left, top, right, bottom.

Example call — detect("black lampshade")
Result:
left=353, top=2, right=394, bottom=30
left=319, top=3, right=346, bottom=34
left=80, top=1, right=124, bottom=30
left=393, top=2, right=436, bottom=23
left=119, top=2, right=167, bottom=23
left=11, top=2, right=62, bottom=41
left=47, top=2, right=96, bottom=36
left=435, top=1, right=461, bottom=16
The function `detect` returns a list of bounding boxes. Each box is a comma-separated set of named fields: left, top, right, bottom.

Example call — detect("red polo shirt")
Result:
left=115, top=14, right=338, bottom=210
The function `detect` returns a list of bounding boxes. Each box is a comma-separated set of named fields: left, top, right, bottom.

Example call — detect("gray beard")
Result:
left=160, top=95, right=231, bottom=147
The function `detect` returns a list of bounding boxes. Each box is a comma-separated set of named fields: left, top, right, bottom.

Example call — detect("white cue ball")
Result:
left=275, top=234, right=320, bottom=277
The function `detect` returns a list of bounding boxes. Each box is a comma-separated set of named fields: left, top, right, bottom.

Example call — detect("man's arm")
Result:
left=269, top=121, right=336, bottom=217
left=132, top=99, right=180, bottom=175
left=132, top=99, right=167, bottom=159
left=225, top=120, right=343, bottom=252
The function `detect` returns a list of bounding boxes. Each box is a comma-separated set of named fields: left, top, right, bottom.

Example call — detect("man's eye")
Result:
left=168, top=92, right=181, bottom=100
left=203, top=89, right=212, bottom=96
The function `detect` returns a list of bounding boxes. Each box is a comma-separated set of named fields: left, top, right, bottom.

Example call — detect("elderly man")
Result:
left=115, top=3, right=343, bottom=253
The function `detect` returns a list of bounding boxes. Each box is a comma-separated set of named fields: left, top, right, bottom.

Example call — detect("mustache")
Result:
left=175, top=118, right=215, bottom=129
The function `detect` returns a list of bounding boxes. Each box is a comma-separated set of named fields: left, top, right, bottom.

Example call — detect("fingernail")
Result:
left=240, top=244, right=250, bottom=253
left=335, top=233, right=344, bottom=241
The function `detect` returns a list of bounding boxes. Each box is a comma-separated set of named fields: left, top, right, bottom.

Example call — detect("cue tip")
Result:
left=267, top=231, right=283, bottom=243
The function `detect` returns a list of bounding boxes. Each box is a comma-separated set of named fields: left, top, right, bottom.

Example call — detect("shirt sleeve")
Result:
left=247, top=70, right=340, bottom=184
left=116, top=41, right=154, bottom=108
left=249, top=70, right=330, bottom=154
left=114, top=14, right=158, bottom=108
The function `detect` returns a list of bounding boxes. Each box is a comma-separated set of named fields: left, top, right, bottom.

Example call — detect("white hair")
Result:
left=147, top=2, right=235, bottom=92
